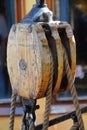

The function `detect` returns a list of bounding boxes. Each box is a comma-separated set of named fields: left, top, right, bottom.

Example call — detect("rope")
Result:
left=9, top=92, right=16, bottom=130
left=63, top=46, right=85, bottom=130
left=70, top=123, right=79, bottom=130
left=42, top=53, right=53, bottom=130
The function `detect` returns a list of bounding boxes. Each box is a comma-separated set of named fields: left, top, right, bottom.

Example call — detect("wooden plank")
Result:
left=15, top=0, right=25, bottom=23
left=0, top=104, right=87, bottom=130
left=46, top=0, right=54, bottom=12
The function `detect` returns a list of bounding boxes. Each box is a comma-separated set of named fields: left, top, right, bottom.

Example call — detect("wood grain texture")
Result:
left=7, top=21, right=76, bottom=99
left=15, top=0, right=26, bottom=23
left=46, top=0, right=54, bottom=12
left=1, top=114, right=87, bottom=130
left=0, top=99, right=87, bottom=130
left=0, top=99, right=86, bottom=130
left=51, top=27, right=63, bottom=95
left=7, top=24, right=51, bottom=99
left=47, top=22, right=76, bottom=92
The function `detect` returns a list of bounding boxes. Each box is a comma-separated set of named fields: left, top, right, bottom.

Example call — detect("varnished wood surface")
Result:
left=46, top=0, right=54, bottom=12
left=0, top=113, right=87, bottom=130
left=0, top=98, right=87, bottom=130
left=15, top=0, right=26, bottom=23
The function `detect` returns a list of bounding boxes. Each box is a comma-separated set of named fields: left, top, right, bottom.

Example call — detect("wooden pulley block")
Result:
left=7, top=21, right=76, bottom=99
left=7, top=23, right=50, bottom=99
left=47, top=21, right=76, bottom=93
left=37, top=21, right=76, bottom=95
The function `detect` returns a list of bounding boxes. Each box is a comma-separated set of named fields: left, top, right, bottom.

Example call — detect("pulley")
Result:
left=7, top=1, right=84, bottom=130
left=7, top=21, right=76, bottom=99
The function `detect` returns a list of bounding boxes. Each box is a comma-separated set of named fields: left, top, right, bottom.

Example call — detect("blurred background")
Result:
left=0, top=0, right=87, bottom=101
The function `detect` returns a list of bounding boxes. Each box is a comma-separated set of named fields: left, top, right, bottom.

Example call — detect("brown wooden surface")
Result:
left=37, top=22, right=76, bottom=94
left=46, top=0, right=54, bottom=12
left=15, top=0, right=25, bottom=23
left=0, top=114, right=87, bottom=130
left=0, top=97, right=87, bottom=130
left=1, top=115, right=87, bottom=130
left=7, top=24, right=52, bottom=99
left=14, top=0, right=54, bottom=23
left=7, top=22, right=76, bottom=99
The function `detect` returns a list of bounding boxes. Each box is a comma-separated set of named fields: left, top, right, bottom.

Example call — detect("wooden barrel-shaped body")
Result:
left=7, top=22, right=76, bottom=99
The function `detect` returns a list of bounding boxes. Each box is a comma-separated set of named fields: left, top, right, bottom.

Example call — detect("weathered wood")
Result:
left=7, top=24, right=51, bottom=99
left=7, top=22, right=76, bottom=99
left=47, top=22, right=76, bottom=92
